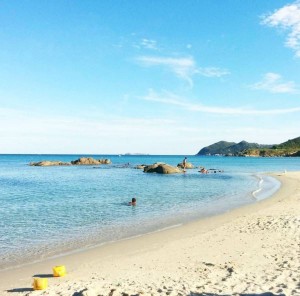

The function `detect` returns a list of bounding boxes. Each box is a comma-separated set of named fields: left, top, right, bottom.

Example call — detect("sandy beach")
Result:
left=1, top=171, right=299, bottom=296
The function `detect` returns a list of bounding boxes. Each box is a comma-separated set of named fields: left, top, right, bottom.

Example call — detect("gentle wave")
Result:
left=252, top=175, right=264, bottom=198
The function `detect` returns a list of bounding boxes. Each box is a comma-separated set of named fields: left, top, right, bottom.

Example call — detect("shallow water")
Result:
left=0, top=154, right=299, bottom=269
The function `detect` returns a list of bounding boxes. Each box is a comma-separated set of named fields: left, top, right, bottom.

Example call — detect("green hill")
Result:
left=196, top=140, right=270, bottom=156
left=196, top=136, right=300, bottom=157
left=243, top=136, right=300, bottom=157
left=274, top=136, right=300, bottom=149
left=197, top=141, right=235, bottom=155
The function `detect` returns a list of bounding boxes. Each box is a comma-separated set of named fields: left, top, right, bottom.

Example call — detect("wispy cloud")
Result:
left=136, top=56, right=197, bottom=86
left=135, top=56, right=230, bottom=87
left=142, top=89, right=300, bottom=115
left=261, top=1, right=300, bottom=57
left=196, top=67, right=230, bottom=77
left=131, top=38, right=159, bottom=50
left=250, top=72, right=298, bottom=93
left=140, top=38, right=158, bottom=50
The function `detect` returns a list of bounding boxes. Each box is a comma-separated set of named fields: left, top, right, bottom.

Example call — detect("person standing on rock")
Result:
left=183, top=157, right=187, bottom=171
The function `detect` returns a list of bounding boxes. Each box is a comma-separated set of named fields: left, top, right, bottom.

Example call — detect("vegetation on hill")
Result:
left=197, top=141, right=235, bottom=155
left=243, top=136, right=300, bottom=157
left=197, top=137, right=300, bottom=157
left=273, top=137, right=300, bottom=149
left=197, top=141, right=271, bottom=156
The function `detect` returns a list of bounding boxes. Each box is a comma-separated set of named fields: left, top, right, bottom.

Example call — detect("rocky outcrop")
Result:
left=31, top=157, right=112, bottom=166
left=144, top=163, right=182, bottom=174
left=29, top=161, right=71, bottom=166
left=71, top=157, right=101, bottom=165
left=71, top=157, right=111, bottom=165
left=177, top=162, right=194, bottom=169
left=99, top=159, right=111, bottom=164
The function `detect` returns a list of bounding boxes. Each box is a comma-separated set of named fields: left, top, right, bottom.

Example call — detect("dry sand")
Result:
left=1, top=172, right=299, bottom=296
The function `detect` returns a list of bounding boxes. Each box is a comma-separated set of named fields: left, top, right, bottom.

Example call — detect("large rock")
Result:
left=30, top=157, right=112, bottom=166
left=144, top=163, right=182, bottom=174
left=70, top=157, right=111, bottom=165
left=29, top=161, right=71, bottom=166
left=98, top=158, right=111, bottom=164
left=177, top=162, right=194, bottom=169
left=71, top=157, right=101, bottom=165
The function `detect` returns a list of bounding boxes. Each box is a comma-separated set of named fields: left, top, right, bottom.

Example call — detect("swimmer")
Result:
left=199, top=167, right=208, bottom=174
left=128, top=197, right=136, bottom=206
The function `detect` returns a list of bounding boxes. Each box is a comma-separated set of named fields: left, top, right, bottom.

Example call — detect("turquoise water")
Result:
left=0, top=154, right=299, bottom=269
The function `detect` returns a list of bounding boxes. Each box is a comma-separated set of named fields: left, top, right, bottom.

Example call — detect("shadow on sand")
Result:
left=7, top=274, right=54, bottom=293
left=7, top=288, right=33, bottom=293
left=32, top=273, right=53, bottom=278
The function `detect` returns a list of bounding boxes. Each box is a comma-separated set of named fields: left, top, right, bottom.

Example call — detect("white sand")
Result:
left=1, top=172, right=299, bottom=296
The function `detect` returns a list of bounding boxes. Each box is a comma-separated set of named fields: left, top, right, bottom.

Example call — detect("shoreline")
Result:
left=1, top=171, right=299, bottom=295
left=0, top=172, right=278, bottom=272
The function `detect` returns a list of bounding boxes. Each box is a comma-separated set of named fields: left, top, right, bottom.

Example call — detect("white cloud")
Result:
left=136, top=56, right=197, bottom=86
left=135, top=56, right=230, bottom=87
left=196, top=67, right=230, bottom=77
left=142, top=89, right=300, bottom=115
left=262, top=1, right=300, bottom=57
left=250, top=72, right=297, bottom=93
left=131, top=38, right=159, bottom=50
left=140, top=38, right=158, bottom=50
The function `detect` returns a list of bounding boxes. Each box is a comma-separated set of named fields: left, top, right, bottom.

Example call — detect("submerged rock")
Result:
left=29, top=161, right=71, bottom=166
left=135, top=164, right=147, bottom=169
left=144, top=163, right=182, bottom=174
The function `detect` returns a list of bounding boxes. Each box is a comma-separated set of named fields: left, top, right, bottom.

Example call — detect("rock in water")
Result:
left=30, top=157, right=112, bottom=166
left=135, top=164, right=147, bottom=169
left=144, top=163, right=182, bottom=174
left=177, top=162, right=194, bottom=169
left=71, top=157, right=102, bottom=165
left=29, top=161, right=71, bottom=166
left=98, top=158, right=111, bottom=164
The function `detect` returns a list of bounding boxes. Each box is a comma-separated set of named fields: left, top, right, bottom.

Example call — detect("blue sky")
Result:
left=0, top=0, right=299, bottom=154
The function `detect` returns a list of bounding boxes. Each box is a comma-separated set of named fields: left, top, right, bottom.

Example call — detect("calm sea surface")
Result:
left=0, top=154, right=299, bottom=269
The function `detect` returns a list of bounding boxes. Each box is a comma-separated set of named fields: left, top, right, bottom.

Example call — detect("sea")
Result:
left=0, top=154, right=299, bottom=270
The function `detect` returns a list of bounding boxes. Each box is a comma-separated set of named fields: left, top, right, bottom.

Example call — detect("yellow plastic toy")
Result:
left=32, top=278, right=48, bottom=290
left=53, top=265, right=66, bottom=277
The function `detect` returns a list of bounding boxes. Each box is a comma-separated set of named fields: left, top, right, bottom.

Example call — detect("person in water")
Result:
left=128, top=197, right=136, bottom=206
left=200, top=167, right=208, bottom=174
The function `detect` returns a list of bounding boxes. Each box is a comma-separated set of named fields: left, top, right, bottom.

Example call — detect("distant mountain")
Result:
left=197, top=141, right=236, bottom=155
left=196, top=140, right=270, bottom=156
left=196, top=137, right=300, bottom=157
left=274, top=136, right=300, bottom=149
left=243, top=136, right=300, bottom=157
